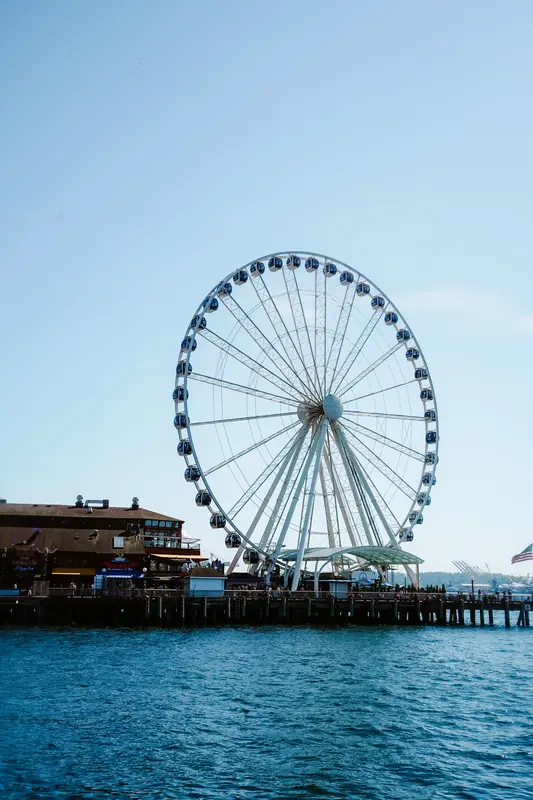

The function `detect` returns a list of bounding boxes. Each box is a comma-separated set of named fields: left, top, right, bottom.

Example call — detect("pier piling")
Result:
left=504, top=600, right=511, bottom=628
left=1, top=593, right=532, bottom=630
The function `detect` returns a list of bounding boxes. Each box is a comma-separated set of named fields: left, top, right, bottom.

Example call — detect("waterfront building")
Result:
left=0, top=495, right=207, bottom=590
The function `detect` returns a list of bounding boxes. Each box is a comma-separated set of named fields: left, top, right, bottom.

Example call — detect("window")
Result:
left=113, top=536, right=125, bottom=549
left=145, top=520, right=153, bottom=527
left=166, top=521, right=172, bottom=528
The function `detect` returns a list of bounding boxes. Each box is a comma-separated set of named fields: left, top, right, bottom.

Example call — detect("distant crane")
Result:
left=453, top=561, right=483, bottom=577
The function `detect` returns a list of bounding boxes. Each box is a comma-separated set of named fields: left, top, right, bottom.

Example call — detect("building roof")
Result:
left=0, top=503, right=183, bottom=523
left=188, top=567, right=225, bottom=578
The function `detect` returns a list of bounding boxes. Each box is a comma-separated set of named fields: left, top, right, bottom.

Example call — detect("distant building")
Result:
left=0, top=495, right=207, bottom=589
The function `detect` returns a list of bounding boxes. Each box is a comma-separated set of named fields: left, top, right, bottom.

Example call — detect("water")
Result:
left=1, top=626, right=532, bottom=800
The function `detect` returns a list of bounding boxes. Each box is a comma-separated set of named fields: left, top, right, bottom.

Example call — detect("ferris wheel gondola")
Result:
left=174, top=251, right=439, bottom=589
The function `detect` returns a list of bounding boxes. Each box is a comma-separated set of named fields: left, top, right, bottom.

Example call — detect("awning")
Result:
left=279, top=545, right=423, bottom=566
left=53, top=567, right=95, bottom=576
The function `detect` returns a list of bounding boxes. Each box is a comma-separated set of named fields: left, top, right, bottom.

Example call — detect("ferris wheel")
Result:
left=173, top=251, right=439, bottom=589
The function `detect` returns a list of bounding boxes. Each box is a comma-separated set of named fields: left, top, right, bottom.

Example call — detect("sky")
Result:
left=1, top=0, right=532, bottom=573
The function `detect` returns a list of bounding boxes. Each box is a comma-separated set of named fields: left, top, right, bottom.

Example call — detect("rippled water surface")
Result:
left=1, top=626, right=533, bottom=799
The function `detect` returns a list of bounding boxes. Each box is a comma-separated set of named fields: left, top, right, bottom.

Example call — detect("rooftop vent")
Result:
left=75, top=495, right=84, bottom=508
left=131, top=496, right=139, bottom=510
left=84, top=499, right=110, bottom=509
left=0, top=498, right=6, bottom=504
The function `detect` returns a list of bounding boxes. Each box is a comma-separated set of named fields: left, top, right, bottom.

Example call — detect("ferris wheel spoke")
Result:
left=326, top=428, right=364, bottom=547
left=330, top=423, right=378, bottom=547
left=337, top=427, right=400, bottom=547
left=314, top=271, right=319, bottom=393
left=358, top=461, right=403, bottom=532
left=292, top=269, right=322, bottom=396
left=341, top=417, right=425, bottom=462
left=343, top=410, right=425, bottom=422
left=323, top=431, right=353, bottom=548
left=312, top=269, right=327, bottom=399
left=326, top=450, right=362, bottom=548
left=250, top=276, right=317, bottom=400
left=322, top=271, right=328, bottom=396
left=202, top=329, right=307, bottom=403
left=325, top=282, right=358, bottom=394
left=337, top=343, right=404, bottom=400
left=281, top=269, right=321, bottom=400
left=190, top=412, right=297, bottom=427
left=335, top=429, right=384, bottom=548
left=343, top=379, right=418, bottom=404
left=340, top=424, right=418, bottom=500
left=228, top=425, right=308, bottom=519
left=223, top=294, right=314, bottom=402
left=342, top=428, right=407, bottom=523
left=351, top=457, right=401, bottom=545
left=331, top=308, right=385, bottom=396
left=189, top=372, right=300, bottom=407
left=203, top=420, right=300, bottom=476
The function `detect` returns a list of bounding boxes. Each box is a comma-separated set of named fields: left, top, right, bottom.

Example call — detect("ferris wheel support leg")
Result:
left=331, top=424, right=376, bottom=548
left=227, top=426, right=308, bottom=575
left=314, top=560, right=329, bottom=597
left=227, top=546, right=244, bottom=575
left=250, top=429, right=309, bottom=575
left=268, top=422, right=328, bottom=582
left=319, top=463, right=337, bottom=550
left=257, top=428, right=308, bottom=556
left=291, top=419, right=329, bottom=592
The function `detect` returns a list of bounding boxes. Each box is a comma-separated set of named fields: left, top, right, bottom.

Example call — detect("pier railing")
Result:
left=39, top=587, right=533, bottom=602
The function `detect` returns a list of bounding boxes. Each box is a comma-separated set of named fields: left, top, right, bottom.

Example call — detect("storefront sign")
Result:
left=99, top=570, right=144, bottom=579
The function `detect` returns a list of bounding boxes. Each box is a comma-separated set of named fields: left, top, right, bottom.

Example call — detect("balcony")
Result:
left=144, top=535, right=201, bottom=552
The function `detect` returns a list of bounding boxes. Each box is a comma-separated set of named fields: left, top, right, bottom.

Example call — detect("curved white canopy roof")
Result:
left=279, top=545, right=423, bottom=566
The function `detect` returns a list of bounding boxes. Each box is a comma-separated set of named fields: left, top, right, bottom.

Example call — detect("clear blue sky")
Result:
left=1, top=0, right=532, bottom=572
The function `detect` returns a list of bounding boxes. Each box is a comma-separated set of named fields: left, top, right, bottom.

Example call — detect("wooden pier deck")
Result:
left=0, top=592, right=531, bottom=628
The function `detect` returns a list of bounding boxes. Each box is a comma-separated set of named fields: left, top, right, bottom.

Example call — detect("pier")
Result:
left=0, top=591, right=531, bottom=628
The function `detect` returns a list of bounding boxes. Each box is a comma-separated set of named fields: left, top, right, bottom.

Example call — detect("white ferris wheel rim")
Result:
left=174, top=250, right=440, bottom=580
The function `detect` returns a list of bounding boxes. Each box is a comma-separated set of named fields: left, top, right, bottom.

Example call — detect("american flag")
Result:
left=511, top=544, right=533, bottom=565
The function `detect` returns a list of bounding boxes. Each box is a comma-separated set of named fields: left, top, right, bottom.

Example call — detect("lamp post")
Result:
left=471, top=576, right=475, bottom=600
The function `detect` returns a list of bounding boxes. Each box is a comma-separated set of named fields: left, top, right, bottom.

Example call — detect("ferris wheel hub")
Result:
left=297, top=394, right=344, bottom=423
left=322, top=394, right=343, bottom=421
